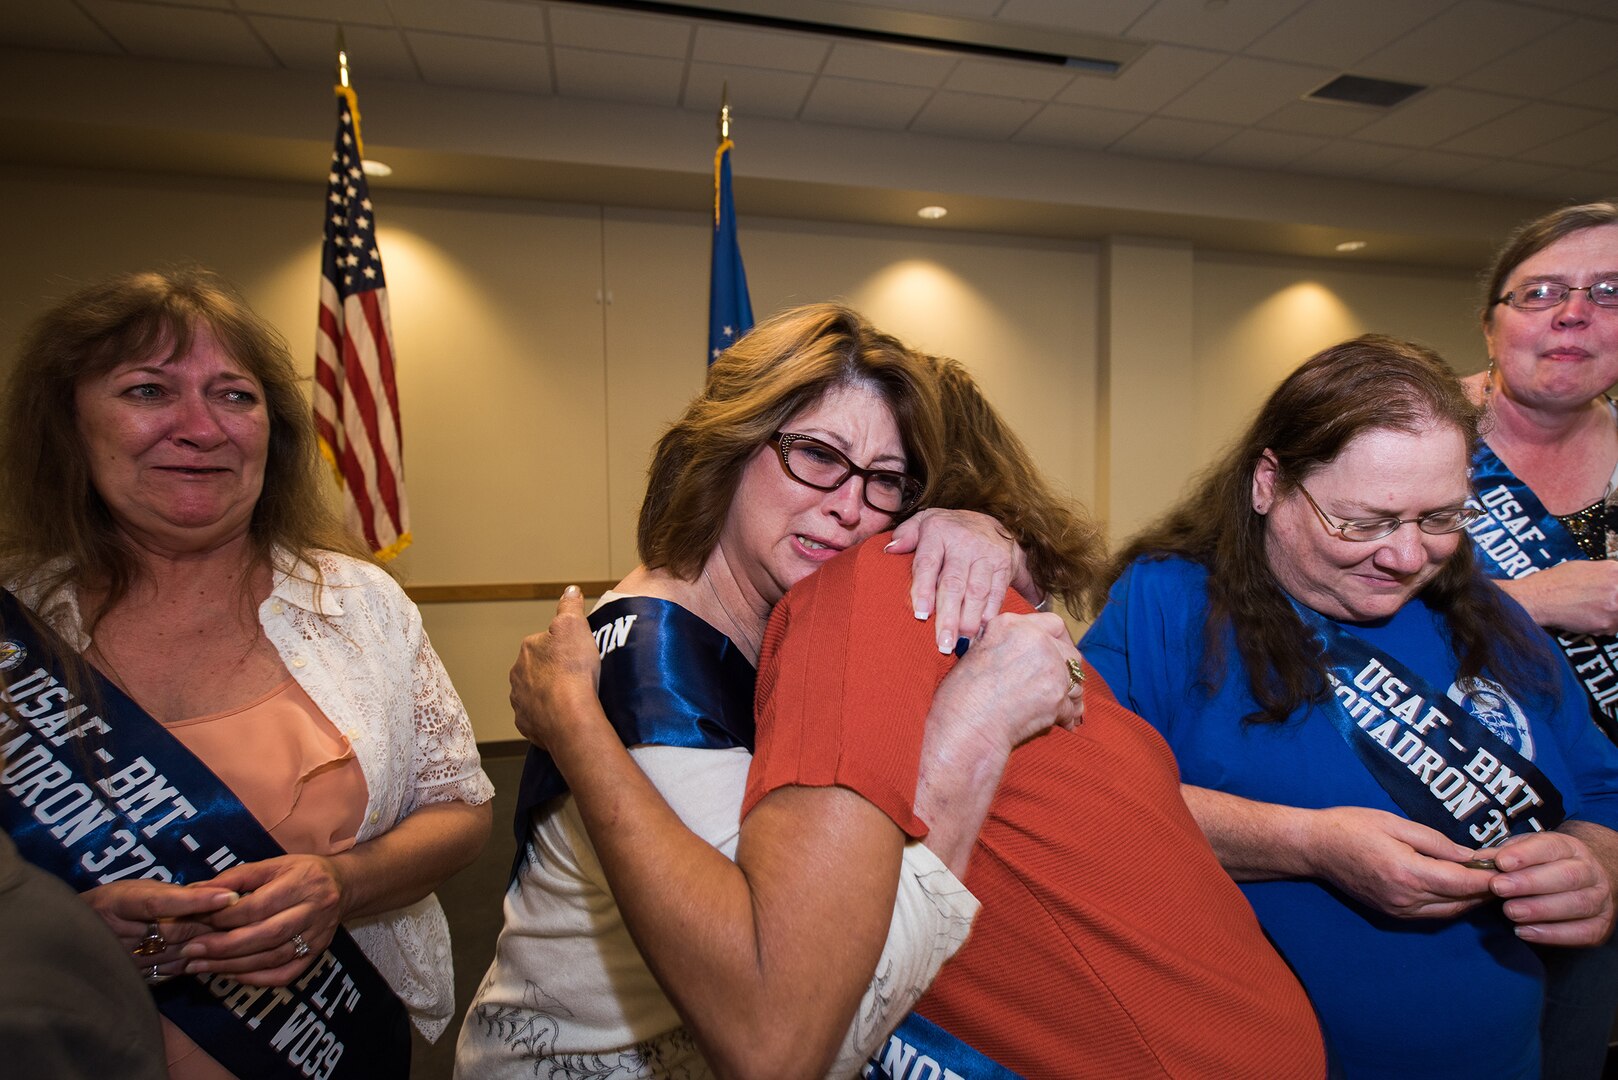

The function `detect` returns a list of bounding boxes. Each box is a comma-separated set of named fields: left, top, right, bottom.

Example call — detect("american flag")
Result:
left=313, top=86, right=410, bottom=560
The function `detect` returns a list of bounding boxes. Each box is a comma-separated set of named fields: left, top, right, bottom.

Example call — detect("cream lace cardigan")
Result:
left=13, top=549, right=495, bottom=1040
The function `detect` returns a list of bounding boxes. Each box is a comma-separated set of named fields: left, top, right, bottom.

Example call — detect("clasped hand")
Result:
left=928, top=610, right=1084, bottom=755
left=85, top=852, right=348, bottom=986
left=1304, top=807, right=1615, bottom=945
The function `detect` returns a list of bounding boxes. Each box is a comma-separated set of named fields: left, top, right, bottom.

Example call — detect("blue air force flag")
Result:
left=708, top=137, right=754, bottom=364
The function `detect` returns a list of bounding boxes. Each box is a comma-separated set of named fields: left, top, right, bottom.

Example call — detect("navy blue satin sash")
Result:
left=509, top=596, right=757, bottom=882
left=0, top=588, right=409, bottom=1080
left=1299, top=604, right=1565, bottom=846
left=1470, top=443, right=1618, bottom=737
left=865, top=1013, right=1023, bottom=1079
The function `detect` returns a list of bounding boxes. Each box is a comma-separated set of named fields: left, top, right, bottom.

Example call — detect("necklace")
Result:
left=702, top=568, right=762, bottom=658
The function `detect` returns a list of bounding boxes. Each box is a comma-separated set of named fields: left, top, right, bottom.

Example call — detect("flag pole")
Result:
left=708, top=87, right=753, bottom=362
left=714, top=84, right=730, bottom=226
left=335, top=28, right=363, bottom=157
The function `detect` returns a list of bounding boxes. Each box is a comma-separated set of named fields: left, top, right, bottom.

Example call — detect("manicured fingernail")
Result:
left=563, top=585, right=581, bottom=599
left=1515, top=926, right=1540, bottom=941
left=914, top=609, right=928, bottom=620
left=181, top=944, right=204, bottom=959
left=884, top=541, right=898, bottom=553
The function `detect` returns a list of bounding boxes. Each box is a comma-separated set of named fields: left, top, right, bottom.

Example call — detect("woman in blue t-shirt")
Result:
left=1083, top=334, right=1618, bottom=1080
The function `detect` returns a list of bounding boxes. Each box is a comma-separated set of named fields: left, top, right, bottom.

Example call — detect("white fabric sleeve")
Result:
left=826, top=842, right=980, bottom=1079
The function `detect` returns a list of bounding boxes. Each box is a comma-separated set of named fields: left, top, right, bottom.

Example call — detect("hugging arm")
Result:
left=516, top=576, right=1073, bottom=1074
left=513, top=589, right=903, bottom=1078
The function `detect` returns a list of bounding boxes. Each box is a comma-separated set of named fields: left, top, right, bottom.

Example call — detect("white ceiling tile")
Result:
left=551, top=47, right=682, bottom=105
left=855, top=0, right=1002, bottom=16
left=1287, top=140, right=1412, bottom=179
left=821, top=41, right=956, bottom=88
left=1124, top=0, right=1310, bottom=51
left=1443, top=158, right=1581, bottom=196
left=1519, top=118, right=1618, bottom=168
left=385, top=0, right=547, bottom=42
left=234, top=0, right=392, bottom=22
left=692, top=24, right=827, bottom=73
left=1440, top=102, right=1609, bottom=158
left=407, top=31, right=550, bottom=94
left=1243, top=0, right=1451, bottom=68
left=0, top=0, right=122, bottom=52
left=1454, top=17, right=1618, bottom=97
left=1200, top=128, right=1327, bottom=168
left=994, top=0, right=1156, bottom=37
left=250, top=18, right=417, bottom=80
left=79, top=1, right=276, bottom=66
left=1548, top=65, right=1618, bottom=111
left=1257, top=100, right=1379, bottom=137
left=1159, top=55, right=1335, bottom=126
left=1351, top=88, right=1521, bottom=148
left=943, top=58, right=1075, bottom=101
left=1108, top=116, right=1243, bottom=159
left=1372, top=149, right=1492, bottom=185
left=799, top=76, right=929, bottom=131
left=116, top=0, right=232, bottom=9
left=1354, top=0, right=1570, bottom=85
left=1055, top=43, right=1222, bottom=112
left=547, top=5, right=689, bottom=59
left=1012, top=103, right=1144, bottom=150
left=684, top=62, right=813, bottom=120
left=909, top=91, right=1042, bottom=141
left=1513, top=0, right=1618, bottom=13
left=1508, top=167, right=1617, bottom=202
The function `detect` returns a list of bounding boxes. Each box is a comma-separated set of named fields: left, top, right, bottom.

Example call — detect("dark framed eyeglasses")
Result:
left=1296, top=482, right=1482, bottom=543
left=1492, top=278, right=1618, bottom=311
left=770, top=431, right=922, bottom=514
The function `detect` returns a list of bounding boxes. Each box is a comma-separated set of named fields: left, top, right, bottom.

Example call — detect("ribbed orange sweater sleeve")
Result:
left=743, top=536, right=950, bottom=837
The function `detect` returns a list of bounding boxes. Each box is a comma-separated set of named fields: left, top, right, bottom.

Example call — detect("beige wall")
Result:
left=0, top=164, right=1484, bottom=741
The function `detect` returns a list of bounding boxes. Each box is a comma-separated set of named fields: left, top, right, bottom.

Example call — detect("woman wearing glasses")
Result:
left=457, top=304, right=1080, bottom=1078
left=1463, top=202, right=1618, bottom=1079
left=1082, top=335, right=1618, bottom=1079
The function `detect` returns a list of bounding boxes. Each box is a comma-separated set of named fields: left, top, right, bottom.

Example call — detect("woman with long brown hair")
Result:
left=1084, top=334, right=1618, bottom=1079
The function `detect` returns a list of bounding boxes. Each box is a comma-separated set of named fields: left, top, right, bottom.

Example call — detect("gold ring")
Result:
left=132, top=922, right=166, bottom=957
left=1066, top=657, right=1085, bottom=689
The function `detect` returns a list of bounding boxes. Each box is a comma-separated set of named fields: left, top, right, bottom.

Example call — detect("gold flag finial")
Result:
left=718, top=83, right=731, bottom=143
left=336, top=27, right=350, bottom=88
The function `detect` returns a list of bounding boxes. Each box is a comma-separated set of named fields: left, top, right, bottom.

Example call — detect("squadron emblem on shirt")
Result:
left=0, top=638, right=24, bottom=671
left=1449, top=677, right=1534, bottom=760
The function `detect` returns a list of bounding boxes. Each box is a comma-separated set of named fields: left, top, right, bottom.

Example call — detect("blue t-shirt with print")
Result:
left=1081, top=555, right=1618, bottom=1080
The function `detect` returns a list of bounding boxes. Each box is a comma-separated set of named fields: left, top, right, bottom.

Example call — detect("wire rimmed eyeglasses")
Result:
left=770, top=431, right=922, bottom=514
left=1492, top=278, right=1618, bottom=311
left=1296, top=482, right=1482, bottom=542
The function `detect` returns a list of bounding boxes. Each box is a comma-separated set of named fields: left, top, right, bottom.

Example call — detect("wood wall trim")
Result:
left=404, top=581, right=620, bottom=604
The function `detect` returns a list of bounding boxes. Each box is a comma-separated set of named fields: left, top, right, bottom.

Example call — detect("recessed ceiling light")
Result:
left=361, top=159, right=393, bottom=177
left=1335, top=240, right=1367, bottom=253
left=917, top=205, right=948, bottom=220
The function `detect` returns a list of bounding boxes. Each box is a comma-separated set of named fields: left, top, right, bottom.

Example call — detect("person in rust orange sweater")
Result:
left=744, top=358, right=1327, bottom=1077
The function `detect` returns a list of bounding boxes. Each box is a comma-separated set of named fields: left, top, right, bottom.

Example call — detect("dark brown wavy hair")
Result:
left=0, top=268, right=372, bottom=628
left=1480, top=201, right=1618, bottom=326
left=924, top=355, right=1104, bottom=615
left=1093, top=334, right=1558, bottom=724
left=638, top=303, right=943, bottom=578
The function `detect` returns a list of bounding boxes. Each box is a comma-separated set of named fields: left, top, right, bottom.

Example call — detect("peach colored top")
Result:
left=161, top=678, right=368, bottom=1080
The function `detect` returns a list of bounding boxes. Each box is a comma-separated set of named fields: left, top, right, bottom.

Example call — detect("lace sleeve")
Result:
left=827, top=841, right=979, bottom=1076
left=406, top=618, right=496, bottom=812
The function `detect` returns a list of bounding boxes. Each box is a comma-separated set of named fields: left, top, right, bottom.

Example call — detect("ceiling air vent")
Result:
left=1307, top=74, right=1425, bottom=108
